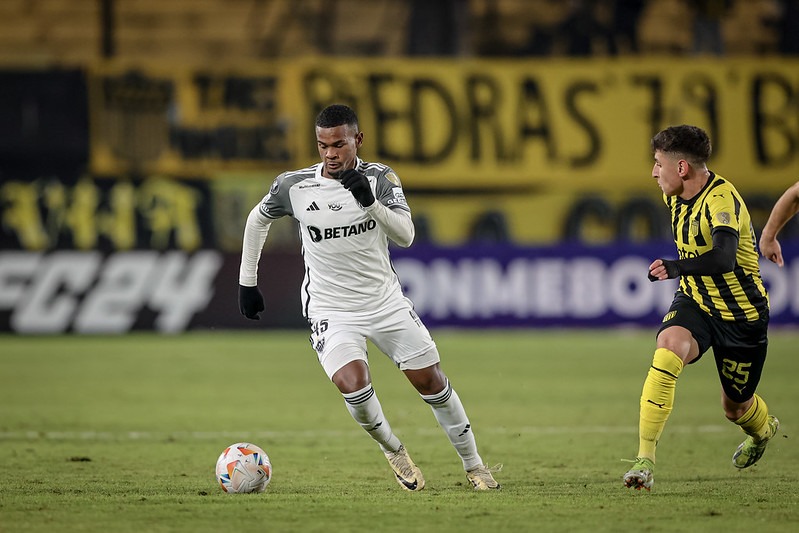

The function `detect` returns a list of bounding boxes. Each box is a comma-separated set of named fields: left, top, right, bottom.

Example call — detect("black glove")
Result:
left=339, top=169, right=375, bottom=207
left=648, top=259, right=681, bottom=282
left=239, top=284, right=264, bottom=320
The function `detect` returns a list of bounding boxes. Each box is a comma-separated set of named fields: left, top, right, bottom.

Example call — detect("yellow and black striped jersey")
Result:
left=664, top=172, right=768, bottom=321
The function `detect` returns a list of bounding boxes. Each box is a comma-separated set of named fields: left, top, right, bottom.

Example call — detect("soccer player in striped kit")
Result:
left=623, top=124, right=778, bottom=491
left=238, top=104, right=499, bottom=491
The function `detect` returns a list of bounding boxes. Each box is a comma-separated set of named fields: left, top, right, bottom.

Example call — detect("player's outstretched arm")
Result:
left=760, top=182, right=799, bottom=267
left=238, top=205, right=272, bottom=320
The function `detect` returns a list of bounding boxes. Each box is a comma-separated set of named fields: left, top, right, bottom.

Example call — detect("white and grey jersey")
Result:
left=258, top=158, right=411, bottom=318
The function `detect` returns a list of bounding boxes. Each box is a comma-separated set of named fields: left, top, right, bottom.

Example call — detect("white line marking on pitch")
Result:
left=0, top=425, right=730, bottom=441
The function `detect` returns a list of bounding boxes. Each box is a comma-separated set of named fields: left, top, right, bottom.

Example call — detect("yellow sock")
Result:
left=734, top=394, right=770, bottom=441
left=638, top=348, right=684, bottom=462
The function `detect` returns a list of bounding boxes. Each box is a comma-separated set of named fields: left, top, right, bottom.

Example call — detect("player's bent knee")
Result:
left=405, top=370, right=447, bottom=396
left=656, top=328, right=697, bottom=363
left=402, top=349, right=448, bottom=395
left=331, top=359, right=371, bottom=394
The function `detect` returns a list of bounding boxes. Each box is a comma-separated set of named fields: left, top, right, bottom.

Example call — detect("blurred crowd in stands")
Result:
left=423, top=0, right=798, bottom=57
left=0, top=0, right=797, bottom=64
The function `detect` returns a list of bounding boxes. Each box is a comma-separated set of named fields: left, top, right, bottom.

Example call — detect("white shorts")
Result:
left=308, top=295, right=439, bottom=379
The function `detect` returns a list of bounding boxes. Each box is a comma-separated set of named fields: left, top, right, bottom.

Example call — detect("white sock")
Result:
left=343, top=384, right=402, bottom=453
left=421, top=380, right=482, bottom=471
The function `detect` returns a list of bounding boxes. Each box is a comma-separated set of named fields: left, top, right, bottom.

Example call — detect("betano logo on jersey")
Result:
left=306, top=220, right=377, bottom=243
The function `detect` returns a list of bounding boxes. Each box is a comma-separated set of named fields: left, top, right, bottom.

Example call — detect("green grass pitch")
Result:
left=1, top=329, right=797, bottom=532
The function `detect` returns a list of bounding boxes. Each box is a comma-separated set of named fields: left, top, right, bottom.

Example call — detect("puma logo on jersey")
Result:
left=647, top=399, right=666, bottom=408
left=306, top=202, right=320, bottom=211
left=307, top=220, right=377, bottom=242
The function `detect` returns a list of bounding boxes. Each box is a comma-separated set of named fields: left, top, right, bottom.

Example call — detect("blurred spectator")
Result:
left=407, top=0, right=470, bottom=56
left=471, top=0, right=506, bottom=55
left=692, top=0, right=732, bottom=55
left=722, top=0, right=781, bottom=55
left=473, top=0, right=571, bottom=57
left=637, top=0, right=693, bottom=55
left=610, top=0, right=645, bottom=54
left=778, top=0, right=799, bottom=54
left=552, top=0, right=614, bottom=56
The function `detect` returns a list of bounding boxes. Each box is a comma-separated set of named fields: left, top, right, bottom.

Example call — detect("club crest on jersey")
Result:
left=386, top=171, right=401, bottom=186
left=690, top=219, right=700, bottom=236
left=328, top=202, right=343, bottom=211
left=716, top=212, right=731, bottom=225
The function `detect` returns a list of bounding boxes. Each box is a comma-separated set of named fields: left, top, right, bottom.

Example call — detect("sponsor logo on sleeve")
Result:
left=386, top=187, right=407, bottom=207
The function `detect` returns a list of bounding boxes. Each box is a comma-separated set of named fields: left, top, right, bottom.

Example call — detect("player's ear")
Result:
left=678, top=159, right=689, bottom=177
left=355, top=131, right=364, bottom=148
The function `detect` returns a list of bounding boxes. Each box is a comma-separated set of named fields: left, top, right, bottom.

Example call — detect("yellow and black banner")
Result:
left=88, top=57, right=799, bottom=191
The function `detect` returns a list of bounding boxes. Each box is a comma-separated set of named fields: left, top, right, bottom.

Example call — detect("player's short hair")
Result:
left=315, top=104, right=359, bottom=131
left=651, top=125, right=712, bottom=165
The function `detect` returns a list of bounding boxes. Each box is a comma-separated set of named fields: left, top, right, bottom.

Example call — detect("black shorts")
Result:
left=657, top=293, right=769, bottom=403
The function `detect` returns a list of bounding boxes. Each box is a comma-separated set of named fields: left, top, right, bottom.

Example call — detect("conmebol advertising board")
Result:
left=0, top=245, right=796, bottom=333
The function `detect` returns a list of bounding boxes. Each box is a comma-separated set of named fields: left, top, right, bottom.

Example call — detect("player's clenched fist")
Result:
left=239, top=284, right=265, bottom=320
left=647, top=259, right=680, bottom=281
left=339, top=169, right=375, bottom=207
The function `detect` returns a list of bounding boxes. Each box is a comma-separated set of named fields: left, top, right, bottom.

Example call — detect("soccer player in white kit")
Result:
left=238, top=104, right=500, bottom=491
